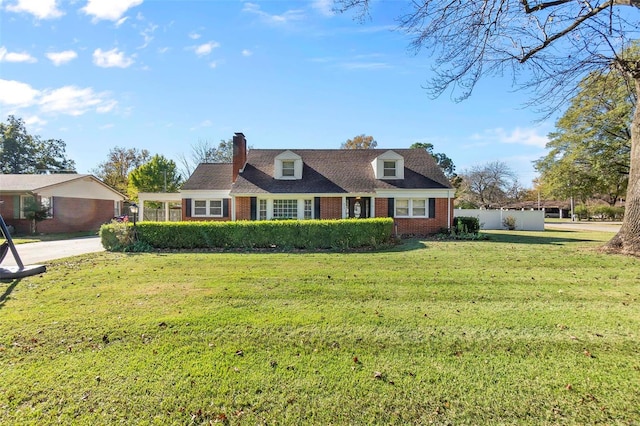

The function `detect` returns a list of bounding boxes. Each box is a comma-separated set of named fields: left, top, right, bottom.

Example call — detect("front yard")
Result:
left=1, top=230, right=638, bottom=424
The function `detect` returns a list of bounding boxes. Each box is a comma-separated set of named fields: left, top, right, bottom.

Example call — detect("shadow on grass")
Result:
left=0, top=279, right=19, bottom=310
left=484, top=230, right=599, bottom=245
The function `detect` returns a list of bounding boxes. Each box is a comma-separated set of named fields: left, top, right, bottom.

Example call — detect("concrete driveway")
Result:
left=2, top=236, right=104, bottom=267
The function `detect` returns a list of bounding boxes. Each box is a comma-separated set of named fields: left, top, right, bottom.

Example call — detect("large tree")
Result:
left=458, top=161, right=517, bottom=208
left=410, top=142, right=457, bottom=180
left=341, top=134, right=377, bottom=149
left=92, top=147, right=150, bottom=195
left=338, top=0, right=640, bottom=254
left=177, top=138, right=234, bottom=178
left=535, top=71, right=632, bottom=205
left=0, top=116, right=76, bottom=174
left=127, top=154, right=182, bottom=200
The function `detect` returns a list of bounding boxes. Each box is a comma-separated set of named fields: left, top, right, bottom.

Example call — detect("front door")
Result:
left=347, top=197, right=370, bottom=219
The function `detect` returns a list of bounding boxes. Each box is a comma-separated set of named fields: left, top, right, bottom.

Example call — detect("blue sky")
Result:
left=0, top=0, right=554, bottom=186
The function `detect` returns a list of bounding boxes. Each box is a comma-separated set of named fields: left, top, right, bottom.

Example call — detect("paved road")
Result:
left=545, top=221, right=622, bottom=233
left=2, top=236, right=104, bottom=267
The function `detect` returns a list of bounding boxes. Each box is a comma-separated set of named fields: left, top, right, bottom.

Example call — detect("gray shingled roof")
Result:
left=181, top=163, right=234, bottom=191
left=0, top=174, right=91, bottom=191
left=230, top=149, right=452, bottom=195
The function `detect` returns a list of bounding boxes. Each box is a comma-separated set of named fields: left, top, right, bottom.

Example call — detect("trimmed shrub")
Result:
left=453, top=216, right=480, bottom=235
left=101, top=218, right=394, bottom=251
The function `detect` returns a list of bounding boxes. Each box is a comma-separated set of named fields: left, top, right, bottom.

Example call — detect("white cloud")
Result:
left=46, top=50, right=78, bottom=66
left=157, top=46, right=170, bottom=54
left=139, top=23, right=158, bottom=48
left=115, top=16, right=128, bottom=27
left=209, top=61, right=218, bottom=69
left=0, top=78, right=117, bottom=117
left=0, top=79, right=40, bottom=107
left=0, top=46, right=37, bottom=63
left=194, top=41, right=220, bottom=56
left=188, top=31, right=201, bottom=40
left=242, top=49, right=253, bottom=57
left=5, top=0, right=64, bottom=19
left=472, top=127, right=549, bottom=148
left=312, top=0, right=335, bottom=17
left=81, top=0, right=143, bottom=22
left=242, top=2, right=304, bottom=25
left=39, top=86, right=114, bottom=116
left=93, top=48, right=135, bottom=68
left=24, top=115, right=47, bottom=127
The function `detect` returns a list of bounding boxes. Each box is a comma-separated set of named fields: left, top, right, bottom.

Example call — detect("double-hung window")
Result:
left=395, top=198, right=428, bottom=217
left=259, top=199, right=267, bottom=220
left=383, top=161, right=397, bottom=177
left=193, top=199, right=223, bottom=217
left=282, top=160, right=295, bottom=177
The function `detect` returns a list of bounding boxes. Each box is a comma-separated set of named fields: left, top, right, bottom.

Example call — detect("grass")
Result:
left=1, top=229, right=639, bottom=424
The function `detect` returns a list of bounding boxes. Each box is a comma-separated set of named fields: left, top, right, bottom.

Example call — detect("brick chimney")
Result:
left=232, top=132, right=247, bottom=182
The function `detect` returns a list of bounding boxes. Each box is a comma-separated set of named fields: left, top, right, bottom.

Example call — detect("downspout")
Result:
left=447, top=190, right=452, bottom=231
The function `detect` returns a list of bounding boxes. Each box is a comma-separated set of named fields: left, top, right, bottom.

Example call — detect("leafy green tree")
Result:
left=0, top=116, right=75, bottom=174
left=92, top=147, right=150, bottom=195
left=127, top=154, right=182, bottom=200
left=341, top=134, right=377, bottom=149
left=410, top=142, right=457, bottom=180
left=336, top=1, right=640, bottom=253
left=535, top=71, right=632, bottom=206
left=22, top=197, right=50, bottom=234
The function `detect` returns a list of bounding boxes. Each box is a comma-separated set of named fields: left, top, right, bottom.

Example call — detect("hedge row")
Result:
left=101, top=218, right=394, bottom=251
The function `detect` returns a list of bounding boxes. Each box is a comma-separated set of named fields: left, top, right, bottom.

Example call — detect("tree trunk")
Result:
left=605, top=77, right=640, bottom=255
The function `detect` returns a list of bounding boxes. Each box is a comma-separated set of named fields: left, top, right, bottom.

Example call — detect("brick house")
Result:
left=0, top=174, right=126, bottom=234
left=180, top=133, right=455, bottom=236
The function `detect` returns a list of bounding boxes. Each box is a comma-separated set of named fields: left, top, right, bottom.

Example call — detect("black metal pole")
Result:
left=0, top=213, right=25, bottom=269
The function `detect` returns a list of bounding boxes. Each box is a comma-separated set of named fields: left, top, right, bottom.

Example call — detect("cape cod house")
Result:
left=178, top=133, right=455, bottom=236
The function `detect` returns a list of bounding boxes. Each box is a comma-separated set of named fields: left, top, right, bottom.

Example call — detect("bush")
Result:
left=502, top=216, right=517, bottom=230
left=100, top=218, right=394, bottom=251
left=592, top=205, right=625, bottom=221
left=453, top=216, right=480, bottom=235
left=100, top=221, right=153, bottom=252
left=574, top=204, right=590, bottom=220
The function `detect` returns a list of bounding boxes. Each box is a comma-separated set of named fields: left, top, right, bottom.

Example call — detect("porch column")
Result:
left=164, top=201, right=170, bottom=221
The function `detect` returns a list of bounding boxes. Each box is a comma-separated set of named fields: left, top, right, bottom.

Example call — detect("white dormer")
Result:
left=372, top=150, right=404, bottom=180
left=274, top=150, right=303, bottom=180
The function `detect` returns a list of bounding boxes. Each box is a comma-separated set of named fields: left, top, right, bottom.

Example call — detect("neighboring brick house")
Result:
left=0, top=174, right=126, bottom=234
left=181, top=133, right=455, bottom=236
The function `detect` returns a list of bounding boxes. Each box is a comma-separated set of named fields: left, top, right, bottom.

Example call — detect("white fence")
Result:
left=454, top=209, right=545, bottom=231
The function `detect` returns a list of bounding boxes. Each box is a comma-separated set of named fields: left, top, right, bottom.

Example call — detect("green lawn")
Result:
left=1, top=230, right=639, bottom=424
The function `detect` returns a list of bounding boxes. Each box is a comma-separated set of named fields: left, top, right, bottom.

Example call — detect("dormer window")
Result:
left=372, top=150, right=404, bottom=180
left=383, top=161, right=397, bottom=178
left=282, top=160, right=295, bottom=177
left=274, top=150, right=303, bottom=180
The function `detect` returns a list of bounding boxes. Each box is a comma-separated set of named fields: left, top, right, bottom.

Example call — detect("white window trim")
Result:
left=395, top=198, right=429, bottom=218
left=274, top=151, right=303, bottom=180
left=371, top=150, right=404, bottom=180
left=257, top=197, right=314, bottom=220
left=41, top=196, right=54, bottom=219
left=192, top=199, right=223, bottom=217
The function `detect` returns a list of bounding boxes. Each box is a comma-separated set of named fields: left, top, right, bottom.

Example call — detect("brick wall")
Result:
left=320, top=197, right=343, bottom=219
left=0, top=196, right=116, bottom=235
left=375, top=198, right=389, bottom=217
left=235, top=197, right=252, bottom=220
